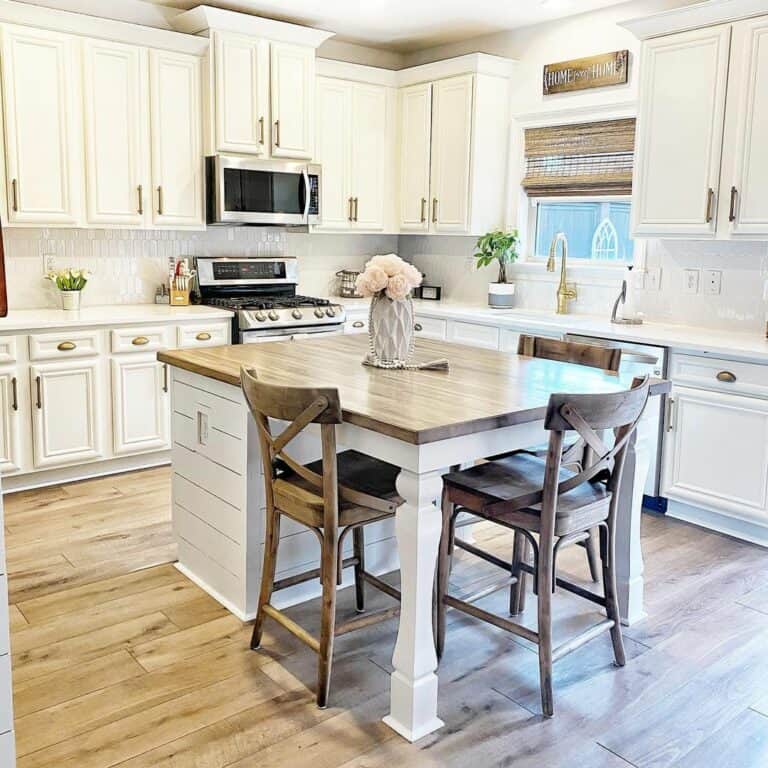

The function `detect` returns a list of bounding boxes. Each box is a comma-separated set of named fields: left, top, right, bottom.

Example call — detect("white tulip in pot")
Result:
left=473, top=229, right=519, bottom=308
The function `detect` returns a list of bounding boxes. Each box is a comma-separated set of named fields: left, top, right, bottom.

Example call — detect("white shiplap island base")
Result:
left=160, top=335, right=668, bottom=742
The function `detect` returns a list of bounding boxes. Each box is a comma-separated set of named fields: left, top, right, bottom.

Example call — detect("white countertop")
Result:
left=0, top=304, right=233, bottom=332
left=341, top=298, right=768, bottom=363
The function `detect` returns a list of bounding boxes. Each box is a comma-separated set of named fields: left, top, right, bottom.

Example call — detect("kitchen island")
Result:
left=158, top=334, right=669, bottom=742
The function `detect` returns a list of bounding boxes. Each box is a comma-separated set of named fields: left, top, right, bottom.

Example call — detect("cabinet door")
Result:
left=1, top=25, right=81, bottom=225
left=149, top=49, right=203, bottom=227
left=721, top=17, right=768, bottom=237
left=350, top=84, right=386, bottom=230
left=633, top=25, right=731, bottom=237
left=430, top=74, right=473, bottom=233
left=31, top=360, right=103, bottom=469
left=270, top=43, right=314, bottom=159
left=214, top=32, right=268, bottom=155
left=399, top=83, right=432, bottom=231
left=82, top=39, right=148, bottom=226
left=315, top=77, right=352, bottom=229
left=0, top=370, right=21, bottom=474
left=111, top=356, right=169, bottom=455
left=661, top=386, right=768, bottom=519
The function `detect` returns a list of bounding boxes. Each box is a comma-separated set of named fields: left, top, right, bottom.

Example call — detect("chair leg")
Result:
left=251, top=503, right=281, bottom=650
left=435, top=489, right=453, bottom=662
left=537, top=540, right=555, bottom=718
left=601, top=526, right=626, bottom=668
left=317, top=531, right=339, bottom=709
left=585, top=528, right=601, bottom=583
left=353, top=526, right=365, bottom=613
left=509, top=532, right=527, bottom=616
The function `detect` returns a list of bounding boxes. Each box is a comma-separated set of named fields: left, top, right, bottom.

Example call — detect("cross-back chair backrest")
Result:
left=241, top=366, right=342, bottom=524
left=518, top=334, right=622, bottom=372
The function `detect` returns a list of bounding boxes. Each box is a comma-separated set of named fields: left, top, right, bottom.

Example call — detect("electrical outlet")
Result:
left=42, top=253, right=56, bottom=274
left=683, top=269, right=700, bottom=294
left=646, top=268, right=662, bottom=292
left=703, top=268, right=722, bottom=295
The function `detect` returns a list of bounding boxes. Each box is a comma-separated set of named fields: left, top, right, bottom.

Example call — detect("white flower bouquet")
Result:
left=44, top=268, right=91, bottom=310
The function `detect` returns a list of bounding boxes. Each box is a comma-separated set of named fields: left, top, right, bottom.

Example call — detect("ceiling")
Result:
left=146, top=0, right=636, bottom=51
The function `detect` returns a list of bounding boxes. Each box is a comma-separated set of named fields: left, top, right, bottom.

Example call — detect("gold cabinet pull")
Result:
left=11, top=179, right=18, bottom=212
left=258, top=116, right=265, bottom=145
left=352, top=320, right=364, bottom=328
left=273, top=119, right=280, bottom=147
left=414, top=323, right=423, bottom=332
left=729, top=186, right=738, bottom=223
left=157, top=185, right=164, bottom=216
left=420, top=197, right=427, bottom=223
left=432, top=198, right=438, bottom=223
left=353, top=197, right=359, bottom=222
left=348, top=197, right=354, bottom=222
left=162, top=363, right=169, bottom=393
left=137, top=184, right=144, bottom=215
left=11, top=376, right=18, bottom=412
left=57, top=341, right=76, bottom=352
left=705, top=187, right=715, bottom=223
left=716, top=370, right=737, bottom=383
left=35, top=375, right=42, bottom=409
left=132, top=336, right=149, bottom=346
left=195, top=331, right=212, bottom=341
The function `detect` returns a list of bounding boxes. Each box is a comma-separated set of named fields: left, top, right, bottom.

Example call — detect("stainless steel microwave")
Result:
left=206, top=156, right=321, bottom=226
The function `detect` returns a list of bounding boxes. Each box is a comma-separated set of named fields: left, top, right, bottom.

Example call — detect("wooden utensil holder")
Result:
left=170, top=288, right=190, bottom=306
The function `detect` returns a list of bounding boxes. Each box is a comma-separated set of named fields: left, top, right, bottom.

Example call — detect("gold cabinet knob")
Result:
left=195, top=332, right=212, bottom=341
left=716, top=370, right=737, bottom=383
left=57, top=341, right=76, bottom=351
left=132, top=336, right=150, bottom=346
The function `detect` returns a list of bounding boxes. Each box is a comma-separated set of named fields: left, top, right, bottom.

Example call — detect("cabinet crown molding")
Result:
left=170, top=5, right=334, bottom=48
left=396, top=52, right=517, bottom=87
left=620, top=0, right=768, bottom=39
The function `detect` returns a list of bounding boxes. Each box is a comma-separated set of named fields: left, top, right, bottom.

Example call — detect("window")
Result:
left=532, top=199, right=633, bottom=263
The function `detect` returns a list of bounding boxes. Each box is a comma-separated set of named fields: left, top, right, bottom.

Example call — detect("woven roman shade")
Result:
left=522, top=118, right=636, bottom=197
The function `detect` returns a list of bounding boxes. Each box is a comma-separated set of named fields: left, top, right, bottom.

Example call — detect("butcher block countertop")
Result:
left=159, top=335, right=669, bottom=445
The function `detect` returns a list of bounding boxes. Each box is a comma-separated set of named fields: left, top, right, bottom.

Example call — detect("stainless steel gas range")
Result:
left=196, top=256, right=345, bottom=344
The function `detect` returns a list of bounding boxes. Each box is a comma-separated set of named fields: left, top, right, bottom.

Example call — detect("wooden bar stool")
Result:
left=241, top=367, right=402, bottom=708
left=436, top=376, right=650, bottom=716
left=452, top=335, right=624, bottom=601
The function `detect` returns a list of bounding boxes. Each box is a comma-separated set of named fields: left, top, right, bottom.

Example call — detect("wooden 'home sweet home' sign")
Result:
left=543, top=50, right=629, bottom=95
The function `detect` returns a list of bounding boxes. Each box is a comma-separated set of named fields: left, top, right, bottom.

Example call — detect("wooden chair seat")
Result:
left=274, top=450, right=403, bottom=527
left=444, top=453, right=611, bottom=536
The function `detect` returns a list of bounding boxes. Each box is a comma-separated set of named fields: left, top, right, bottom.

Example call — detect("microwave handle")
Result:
left=302, top=168, right=311, bottom=221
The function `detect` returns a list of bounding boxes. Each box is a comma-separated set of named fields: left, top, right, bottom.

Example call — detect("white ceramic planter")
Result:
left=60, top=290, right=82, bottom=311
left=488, top=282, right=515, bottom=308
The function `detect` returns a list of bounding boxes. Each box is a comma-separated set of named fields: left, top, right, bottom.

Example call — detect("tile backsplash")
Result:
left=4, top=227, right=398, bottom=309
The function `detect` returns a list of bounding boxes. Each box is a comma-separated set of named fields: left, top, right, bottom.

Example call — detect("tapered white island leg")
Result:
left=383, top=468, right=445, bottom=742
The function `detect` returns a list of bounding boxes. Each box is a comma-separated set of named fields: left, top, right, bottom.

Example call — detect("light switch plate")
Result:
left=703, top=269, right=722, bottom=295
left=683, top=269, right=700, bottom=294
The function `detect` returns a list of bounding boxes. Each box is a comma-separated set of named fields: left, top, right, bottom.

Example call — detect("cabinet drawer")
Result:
left=0, top=654, right=11, bottom=735
left=111, top=326, right=169, bottom=354
left=448, top=321, right=500, bottom=350
left=344, top=314, right=368, bottom=334
left=29, top=330, right=101, bottom=360
left=414, top=315, right=447, bottom=340
left=670, top=353, right=768, bottom=398
left=177, top=322, right=230, bottom=348
left=0, top=337, right=17, bottom=364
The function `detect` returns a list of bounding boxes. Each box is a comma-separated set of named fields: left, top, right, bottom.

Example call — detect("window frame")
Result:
left=523, top=193, right=635, bottom=266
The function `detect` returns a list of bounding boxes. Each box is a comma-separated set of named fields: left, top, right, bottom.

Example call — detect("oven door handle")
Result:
left=302, top=168, right=311, bottom=222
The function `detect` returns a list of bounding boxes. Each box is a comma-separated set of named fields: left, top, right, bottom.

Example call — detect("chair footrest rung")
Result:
left=457, top=578, right=515, bottom=605
left=444, top=594, right=539, bottom=644
left=335, top=606, right=400, bottom=637
left=361, top=571, right=401, bottom=601
left=261, top=604, right=320, bottom=653
left=552, top=619, right=614, bottom=662
left=454, top=538, right=512, bottom=571
left=555, top=575, right=607, bottom=606
left=273, top=556, right=359, bottom=592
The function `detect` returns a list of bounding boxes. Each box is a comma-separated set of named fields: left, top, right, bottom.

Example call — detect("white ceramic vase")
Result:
left=368, top=294, right=415, bottom=364
left=488, top=282, right=515, bottom=308
left=60, top=290, right=82, bottom=311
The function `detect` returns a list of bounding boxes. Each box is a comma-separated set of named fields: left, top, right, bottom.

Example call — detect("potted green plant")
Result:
left=44, top=268, right=91, bottom=311
left=473, top=229, right=519, bottom=308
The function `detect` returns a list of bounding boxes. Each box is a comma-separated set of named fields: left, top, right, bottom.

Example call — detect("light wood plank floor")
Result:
left=6, top=467, right=768, bottom=767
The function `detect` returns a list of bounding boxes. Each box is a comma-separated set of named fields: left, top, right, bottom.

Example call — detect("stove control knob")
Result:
left=291, top=309, right=303, bottom=320
left=314, top=308, right=325, bottom=318
left=254, top=311, right=267, bottom=322
left=268, top=310, right=279, bottom=321
left=325, top=307, right=336, bottom=318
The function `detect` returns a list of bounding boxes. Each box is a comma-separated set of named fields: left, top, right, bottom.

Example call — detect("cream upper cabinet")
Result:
left=350, top=85, right=387, bottom=230
left=719, top=16, right=768, bottom=237
left=213, top=31, right=269, bottom=155
left=399, top=83, right=432, bottom=232
left=632, top=25, right=731, bottom=238
left=1, top=24, right=82, bottom=225
left=149, top=49, right=204, bottom=227
left=82, top=39, right=148, bottom=227
left=270, top=42, right=314, bottom=159
left=430, top=74, right=473, bottom=233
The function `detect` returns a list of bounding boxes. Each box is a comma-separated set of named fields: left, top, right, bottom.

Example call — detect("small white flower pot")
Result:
left=60, top=290, right=82, bottom=311
left=488, top=282, right=515, bottom=308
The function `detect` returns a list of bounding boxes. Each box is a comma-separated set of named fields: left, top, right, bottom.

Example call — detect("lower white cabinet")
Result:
left=0, top=369, right=22, bottom=473
left=413, top=315, right=447, bottom=340
left=30, top=359, right=104, bottom=469
left=111, top=355, right=170, bottom=455
left=662, top=384, right=768, bottom=519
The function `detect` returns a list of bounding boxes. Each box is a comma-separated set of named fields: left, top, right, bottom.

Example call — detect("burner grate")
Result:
left=205, top=295, right=332, bottom=311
